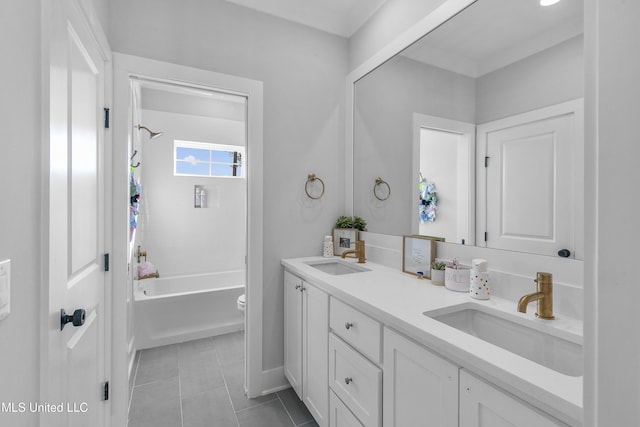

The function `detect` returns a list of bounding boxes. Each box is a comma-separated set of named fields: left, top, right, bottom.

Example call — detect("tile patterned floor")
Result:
left=128, top=331, right=318, bottom=427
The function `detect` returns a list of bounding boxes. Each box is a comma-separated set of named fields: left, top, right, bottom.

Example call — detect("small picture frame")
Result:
left=402, top=235, right=441, bottom=278
left=333, top=228, right=359, bottom=256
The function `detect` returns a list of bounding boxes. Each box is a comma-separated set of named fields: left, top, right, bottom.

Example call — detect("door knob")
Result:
left=557, top=249, right=571, bottom=258
left=60, top=308, right=86, bottom=331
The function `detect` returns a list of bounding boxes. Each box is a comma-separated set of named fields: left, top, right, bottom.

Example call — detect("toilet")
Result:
left=237, top=294, right=246, bottom=312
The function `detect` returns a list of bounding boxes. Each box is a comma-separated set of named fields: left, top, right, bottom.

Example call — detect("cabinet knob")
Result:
left=345, top=322, right=354, bottom=330
left=344, top=377, right=353, bottom=385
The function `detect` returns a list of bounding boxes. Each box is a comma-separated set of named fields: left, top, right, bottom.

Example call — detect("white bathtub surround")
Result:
left=134, top=270, right=245, bottom=349
left=282, top=256, right=583, bottom=426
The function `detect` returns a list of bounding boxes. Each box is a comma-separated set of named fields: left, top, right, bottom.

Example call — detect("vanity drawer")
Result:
left=330, top=390, right=364, bottom=427
left=330, top=298, right=382, bottom=363
left=329, top=333, right=381, bottom=427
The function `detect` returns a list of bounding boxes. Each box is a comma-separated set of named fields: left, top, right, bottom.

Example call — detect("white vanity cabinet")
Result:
left=459, top=370, right=567, bottom=427
left=383, top=327, right=459, bottom=427
left=328, top=297, right=382, bottom=427
left=283, top=271, right=329, bottom=427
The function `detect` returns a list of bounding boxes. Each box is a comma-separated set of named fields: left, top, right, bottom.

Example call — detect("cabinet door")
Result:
left=459, top=370, right=566, bottom=427
left=303, top=282, right=329, bottom=427
left=383, top=328, right=459, bottom=427
left=284, top=271, right=303, bottom=398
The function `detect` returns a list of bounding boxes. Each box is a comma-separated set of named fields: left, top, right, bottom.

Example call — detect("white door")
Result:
left=479, top=100, right=583, bottom=258
left=284, top=271, right=303, bottom=398
left=44, top=0, right=107, bottom=425
left=459, top=370, right=565, bottom=427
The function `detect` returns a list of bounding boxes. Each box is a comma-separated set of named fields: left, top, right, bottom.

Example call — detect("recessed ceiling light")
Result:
left=540, top=0, right=561, bottom=6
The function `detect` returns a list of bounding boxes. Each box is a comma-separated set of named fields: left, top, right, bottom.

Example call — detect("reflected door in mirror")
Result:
left=479, top=100, right=583, bottom=258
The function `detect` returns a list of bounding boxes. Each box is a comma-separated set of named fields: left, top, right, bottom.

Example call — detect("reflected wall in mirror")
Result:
left=353, top=0, right=584, bottom=259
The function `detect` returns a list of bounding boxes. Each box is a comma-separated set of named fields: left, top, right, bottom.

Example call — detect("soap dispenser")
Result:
left=323, top=235, right=334, bottom=257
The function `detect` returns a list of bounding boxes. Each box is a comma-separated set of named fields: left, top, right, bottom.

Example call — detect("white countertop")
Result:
left=282, top=256, right=583, bottom=426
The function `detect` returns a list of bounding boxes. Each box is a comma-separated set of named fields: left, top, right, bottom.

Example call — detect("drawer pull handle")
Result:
left=345, top=322, right=354, bottom=330
left=344, top=377, right=353, bottom=385
left=295, top=285, right=301, bottom=290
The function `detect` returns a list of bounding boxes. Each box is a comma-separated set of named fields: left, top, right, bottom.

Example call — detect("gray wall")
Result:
left=0, top=1, right=41, bottom=425
left=354, top=56, right=475, bottom=235
left=107, top=0, right=348, bottom=371
left=476, top=35, right=584, bottom=124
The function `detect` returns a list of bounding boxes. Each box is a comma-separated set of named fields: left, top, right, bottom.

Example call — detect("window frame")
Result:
left=173, top=139, right=245, bottom=178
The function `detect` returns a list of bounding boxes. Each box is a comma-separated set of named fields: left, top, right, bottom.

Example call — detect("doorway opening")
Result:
left=112, top=54, right=264, bottom=427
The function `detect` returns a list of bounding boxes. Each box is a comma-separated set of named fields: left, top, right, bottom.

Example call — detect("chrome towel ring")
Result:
left=305, top=173, right=325, bottom=200
left=373, top=177, right=391, bottom=201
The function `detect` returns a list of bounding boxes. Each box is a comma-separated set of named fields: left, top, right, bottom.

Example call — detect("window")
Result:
left=174, top=140, right=245, bottom=178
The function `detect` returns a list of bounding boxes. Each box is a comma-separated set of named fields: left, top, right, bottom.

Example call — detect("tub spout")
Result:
left=139, top=271, right=159, bottom=280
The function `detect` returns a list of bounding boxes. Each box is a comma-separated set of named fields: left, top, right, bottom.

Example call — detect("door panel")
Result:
left=479, top=101, right=582, bottom=258
left=46, top=0, right=106, bottom=425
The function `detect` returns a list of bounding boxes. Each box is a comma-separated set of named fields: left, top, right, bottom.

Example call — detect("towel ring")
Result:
left=305, top=173, right=325, bottom=200
left=373, top=177, right=391, bottom=201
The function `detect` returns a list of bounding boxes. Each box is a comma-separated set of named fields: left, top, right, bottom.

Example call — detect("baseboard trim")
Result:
left=261, top=365, right=289, bottom=395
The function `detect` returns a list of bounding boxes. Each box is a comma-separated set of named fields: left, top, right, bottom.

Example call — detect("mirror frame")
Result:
left=345, top=0, right=478, bottom=217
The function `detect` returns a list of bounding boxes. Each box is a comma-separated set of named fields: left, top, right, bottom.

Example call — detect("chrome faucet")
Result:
left=341, top=240, right=366, bottom=263
left=517, top=272, right=554, bottom=319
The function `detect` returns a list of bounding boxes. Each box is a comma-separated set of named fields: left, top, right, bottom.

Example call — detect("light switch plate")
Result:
left=0, top=259, right=10, bottom=320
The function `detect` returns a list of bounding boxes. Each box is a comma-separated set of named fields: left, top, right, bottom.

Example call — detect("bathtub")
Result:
left=134, top=270, right=245, bottom=349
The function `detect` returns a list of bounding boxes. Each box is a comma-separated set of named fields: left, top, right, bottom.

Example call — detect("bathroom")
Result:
left=129, top=79, right=247, bottom=350
left=2, top=0, right=639, bottom=427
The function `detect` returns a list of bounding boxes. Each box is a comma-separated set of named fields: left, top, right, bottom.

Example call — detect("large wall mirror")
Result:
left=353, top=0, right=584, bottom=259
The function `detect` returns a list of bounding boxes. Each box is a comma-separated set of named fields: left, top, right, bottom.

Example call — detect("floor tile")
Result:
left=128, top=377, right=181, bottom=427
left=179, top=337, right=216, bottom=358
left=222, top=359, right=277, bottom=411
left=236, top=399, right=295, bottom=427
left=213, top=331, right=245, bottom=366
left=182, top=386, right=238, bottom=427
left=179, top=350, right=226, bottom=397
left=277, top=388, right=314, bottom=426
left=135, top=344, right=179, bottom=386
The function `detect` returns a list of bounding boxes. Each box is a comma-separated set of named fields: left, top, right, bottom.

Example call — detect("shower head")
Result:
left=137, top=125, right=163, bottom=140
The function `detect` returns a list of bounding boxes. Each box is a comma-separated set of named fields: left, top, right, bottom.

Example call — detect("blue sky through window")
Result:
left=174, top=140, right=244, bottom=178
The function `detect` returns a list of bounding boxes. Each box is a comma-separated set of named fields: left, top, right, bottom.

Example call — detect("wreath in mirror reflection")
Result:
left=419, top=174, right=437, bottom=223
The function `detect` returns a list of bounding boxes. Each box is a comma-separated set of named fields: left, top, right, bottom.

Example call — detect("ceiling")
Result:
left=225, top=0, right=388, bottom=37
left=401, top=0, right=584, bottom=78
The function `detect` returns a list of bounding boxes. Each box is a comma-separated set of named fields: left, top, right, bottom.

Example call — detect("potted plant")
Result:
left=333, top=216, right=367, bottom=256
left=431, top=261, right=446, bottom=285
left=335, top=215, right=367, bottom=231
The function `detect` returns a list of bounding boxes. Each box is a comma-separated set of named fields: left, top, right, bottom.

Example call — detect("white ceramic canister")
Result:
left=323, top=235, right=334, bottom=257
left=445, top=265, right=471, bottom=292
left=469, top=270, right=490, bottom=300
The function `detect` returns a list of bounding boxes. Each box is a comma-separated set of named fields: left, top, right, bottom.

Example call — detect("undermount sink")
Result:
left=424, top=303, right=583, bottom=377
left=305, top=259, right=370, bottom=275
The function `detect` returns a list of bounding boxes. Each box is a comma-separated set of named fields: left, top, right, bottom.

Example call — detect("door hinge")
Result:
left=104, top=108, right=110, bottom=129
left=484, top=156, right=490, bottom=167
left=103, top=381, right=109, bottom=401
left=104, top=253, right=110, bottom=272
left=484, top=232, right=488, bottom=242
